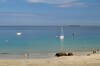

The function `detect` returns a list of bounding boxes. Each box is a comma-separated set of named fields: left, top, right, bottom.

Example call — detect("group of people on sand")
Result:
left=92, top=48, right=100, bottom=54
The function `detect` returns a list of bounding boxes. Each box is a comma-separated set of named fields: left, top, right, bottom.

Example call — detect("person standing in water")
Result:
left=72, top=32, right=75, bottom=40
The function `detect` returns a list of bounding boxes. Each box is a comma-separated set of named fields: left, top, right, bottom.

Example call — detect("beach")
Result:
left=0, top=54, right=100, bottom=66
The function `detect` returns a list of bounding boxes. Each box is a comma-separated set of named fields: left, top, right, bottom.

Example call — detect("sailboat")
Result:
left=56, top=26, right=64, bottom=40
left=16, top=32, right=22, bottom=36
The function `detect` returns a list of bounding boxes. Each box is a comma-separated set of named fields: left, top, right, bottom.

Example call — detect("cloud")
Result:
left=28, top=0, right=76, bottom=4
left=0, top=13, right=36, bottom=17
left=0, top=13, right=56, bottom=18
left=0, top=0, right=7, bottom=2
left=28, top=0, right=86, bottom=8
left=58, top=2, right=86, bottom=8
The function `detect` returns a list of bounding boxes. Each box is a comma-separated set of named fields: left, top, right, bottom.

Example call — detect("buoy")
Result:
left=5, top=40, right=8, bottom=43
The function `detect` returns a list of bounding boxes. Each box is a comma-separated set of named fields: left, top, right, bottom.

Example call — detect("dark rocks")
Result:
left=55, top=51, right=67, bottom=57
left=55, top=52, right=73, bottom=57
left=67, top=52, right=73, bottom=56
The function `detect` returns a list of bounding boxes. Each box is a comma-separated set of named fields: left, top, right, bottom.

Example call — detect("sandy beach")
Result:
left=0, top=54, right=100, bottom=66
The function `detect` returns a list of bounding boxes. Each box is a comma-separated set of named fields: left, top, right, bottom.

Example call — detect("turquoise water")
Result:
left=0, top=26, right=100, bottom=54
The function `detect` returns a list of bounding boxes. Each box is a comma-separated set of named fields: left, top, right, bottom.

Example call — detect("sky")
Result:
left=0, top=0, right=100, bottom=25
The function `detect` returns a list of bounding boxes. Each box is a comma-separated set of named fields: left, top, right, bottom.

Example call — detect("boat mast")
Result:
left=61, top=26, right=64, bottom=36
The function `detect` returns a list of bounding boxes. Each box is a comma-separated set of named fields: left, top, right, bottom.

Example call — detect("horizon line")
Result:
left=0, top=24, right=100, bottom=26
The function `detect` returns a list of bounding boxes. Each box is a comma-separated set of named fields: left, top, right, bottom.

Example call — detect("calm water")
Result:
left=0, top=26, right=100, bottom=54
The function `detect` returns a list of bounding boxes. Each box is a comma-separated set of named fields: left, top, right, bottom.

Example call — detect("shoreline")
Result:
left=0, top=50, right=100, bottom=59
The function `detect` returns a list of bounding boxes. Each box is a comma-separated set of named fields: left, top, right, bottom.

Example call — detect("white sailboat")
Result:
left=16, top=32, right=22, bottom=36
left=56, top=26, right=64, bottom=40
left=59, top=26, right=64, bottom=40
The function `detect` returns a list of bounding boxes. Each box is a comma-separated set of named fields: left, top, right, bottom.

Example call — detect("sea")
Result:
left=0, top=26, right=100, bottom=59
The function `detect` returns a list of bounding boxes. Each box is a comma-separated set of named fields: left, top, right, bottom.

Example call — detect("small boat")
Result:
left=17, top=32, right=22, bottom=36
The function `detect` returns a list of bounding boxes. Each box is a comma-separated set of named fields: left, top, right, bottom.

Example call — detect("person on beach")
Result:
left=93, top=50, right=96, bottom=54
left=24, top=53, right=29, bottom=59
